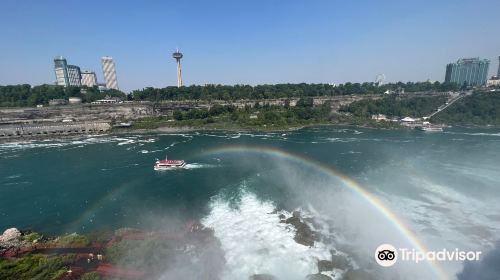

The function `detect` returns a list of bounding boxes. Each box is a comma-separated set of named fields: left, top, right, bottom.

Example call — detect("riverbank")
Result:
left=0, top=209, right=358, bottom=280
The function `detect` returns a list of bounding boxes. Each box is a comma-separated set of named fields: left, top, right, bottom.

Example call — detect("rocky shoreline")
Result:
left=1, top=209, right=378, bottom=280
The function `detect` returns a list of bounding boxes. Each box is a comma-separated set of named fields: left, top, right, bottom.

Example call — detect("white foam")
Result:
left=183, top=163, right=218, bottom=169
left=445, top=131, right=500, bottom=137
left=202, top=190, right=333, bottom=280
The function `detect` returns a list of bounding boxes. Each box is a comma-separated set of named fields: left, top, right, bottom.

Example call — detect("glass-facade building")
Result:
left=445, top=58, right=490, bottom=87
left=54, top=56, right=69, bottom=86
left=53, top=56, right=82, bottom=87
left=67, top=65, right=82, bottom=87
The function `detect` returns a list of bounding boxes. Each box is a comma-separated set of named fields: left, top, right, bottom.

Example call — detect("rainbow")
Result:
left=202, top=144, right=449, bottom=280
left=64, top=178, right=136, bottom=234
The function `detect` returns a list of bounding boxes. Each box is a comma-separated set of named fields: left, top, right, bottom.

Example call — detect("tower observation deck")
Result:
left=173, top=50, right=183, bottom=87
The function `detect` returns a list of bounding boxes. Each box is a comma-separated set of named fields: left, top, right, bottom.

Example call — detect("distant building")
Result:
left=445, top=58, right=490, bottom=87
left=487, top=76, right=500, bottom=87
left=97, top=83, right=109, bottom=92
left=53, top=56, right=82, bottom=87
left=497, top=56, right=500, bottom=78
left=67, top=65, right=82, bottom=87
left=101, top=56, right=119, bottom=90
left=81, top=71, right=98, bottom=87
left=54, top=56, right=69, bottom=86
left=68, top=97, right=82, bottom=104
left=400, top=117, right=418, bottom=123
left=372, top=114, right=388, bottom=121
left=49, top=99, right=68, bottom=106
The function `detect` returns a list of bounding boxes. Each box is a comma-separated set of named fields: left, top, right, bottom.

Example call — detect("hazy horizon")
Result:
left=1, top=0, right=499, bottom=92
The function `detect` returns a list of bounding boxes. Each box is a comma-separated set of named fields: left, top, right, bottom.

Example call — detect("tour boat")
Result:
left=154, top=155, right=186, bottom=171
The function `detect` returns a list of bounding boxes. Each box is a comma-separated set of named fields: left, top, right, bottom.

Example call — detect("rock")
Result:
left=249, top=274, right=277, bottom=280
left=330, top=254, right=351, bottom=270
left=317, top=260, right=334, bottom=272
left=285, top=214, right=317, bottom=247
left=343, top=269, right=375, bottom=280
left=306, top=273, right=332, bottom=280
left=0, top=228, right=26, bottom=250
left=0, top=228, right=21, bottom=242
left=278, top=214, right=286, bottom=220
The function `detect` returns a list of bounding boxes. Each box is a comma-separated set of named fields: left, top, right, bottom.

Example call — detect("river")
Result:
left=1, top=126, right=499, bottom=279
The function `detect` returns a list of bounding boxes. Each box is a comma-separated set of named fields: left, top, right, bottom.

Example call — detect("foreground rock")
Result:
left=0, top=228, right=32, bottom=249
left=281, top=211, right=317, bottom=247
left=306, top=273, right=332, bottom=280
left=249, top=274, right=277, bottom=280
left=0, top=228, right=21, bottom=243
left=343, top=269, right=376, bottom=280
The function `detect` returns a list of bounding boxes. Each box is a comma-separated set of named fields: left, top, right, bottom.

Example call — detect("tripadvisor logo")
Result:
left=375, top=244, right=398, bottom=267
left=375, top=243, right=482, bottom=267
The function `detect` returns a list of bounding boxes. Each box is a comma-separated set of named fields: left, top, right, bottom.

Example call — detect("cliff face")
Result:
left=0, top=103, right=154, bottom=124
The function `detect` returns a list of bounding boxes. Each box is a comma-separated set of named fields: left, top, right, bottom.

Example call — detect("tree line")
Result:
left=341, top=95, right=448, bottom=118
left=0, top=82, right=459, bottom=107
left=130, top=82, right=458, bottom=101
left=431, top=91, right=500, bottom=125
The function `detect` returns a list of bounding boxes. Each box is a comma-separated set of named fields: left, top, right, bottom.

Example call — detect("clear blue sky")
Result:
left=1, top=0, right=499, bottom=92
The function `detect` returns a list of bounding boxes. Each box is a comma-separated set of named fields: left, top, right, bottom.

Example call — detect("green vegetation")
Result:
left=341, top=95, right=448, bottom=118
left=431, top=92, right=500, bottom=125
left=132, top=98, right=335, bottom=130
left=80, top=272, right=101, bottom=280
left=130, top=97, right=403, bottom=130
left=0, top=254, right=74, bottom=280
left=0, top=84, right=126, bottom=107
left=130, top=82, right=458, bottom=101
left=106, top=239, right=176, bottom=270
left=25, top=232, right=42, bottom=243
left=0, top=81, right=457, bottom=107
left=55, top=233, right=90, bottom=247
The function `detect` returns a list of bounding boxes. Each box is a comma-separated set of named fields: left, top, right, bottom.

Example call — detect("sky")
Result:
left=0, top=0, right=499, bottom=92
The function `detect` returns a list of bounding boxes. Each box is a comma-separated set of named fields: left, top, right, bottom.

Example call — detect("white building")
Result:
left=487, top=77, right=500, bottom=87
left=81, top=71, right=98, bottom=87
left=371, top=114, right=388, bottom=121
left=101, top=56, right=119, bottom=90
left=68, top=97, right=82, bottom=104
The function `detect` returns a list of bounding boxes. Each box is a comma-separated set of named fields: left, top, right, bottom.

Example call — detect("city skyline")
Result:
left=1, top=0, right=500, bottom=92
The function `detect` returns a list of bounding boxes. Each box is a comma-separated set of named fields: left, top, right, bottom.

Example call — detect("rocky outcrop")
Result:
left=330, top=253, right=351, bottom=270
left=249, top=274, right=277, bottom=280
left=281, top=211, right=317, bottom=247
left=0, top=228, right=21, bottom=246
left=306, top=273, right=332, bottom=280
left=343, top=269, right=375, bottom=280
left=0, top=228, right=33, bottom=257
left=317, top=260, right=334, bottom=272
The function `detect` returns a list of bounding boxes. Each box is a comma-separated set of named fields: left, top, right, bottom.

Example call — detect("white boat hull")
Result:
left=154, top=162, right=186, bottom=171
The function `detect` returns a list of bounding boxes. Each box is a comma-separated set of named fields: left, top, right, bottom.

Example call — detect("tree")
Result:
left=173, top=110, right=183, bottom=120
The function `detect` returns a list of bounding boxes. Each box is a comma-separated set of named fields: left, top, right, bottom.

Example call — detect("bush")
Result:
left=56, top=234, right=90, bottom=247
left=26, top=232, right=42, bottom=243
left=80, top=272, right=101, bottom=280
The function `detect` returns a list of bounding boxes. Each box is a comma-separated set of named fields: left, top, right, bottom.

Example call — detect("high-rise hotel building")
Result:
left=445, top=58, right=490, bottom=87
left=497, top=56, right=500, bottom=78
left=67, top=65, right=82, bottom=87
left=81, top=71, right=98, bottom=87
left=53, top=56, right=81, bottom=87
left=101, top=56, right=119, bottom=90
left=54, top=56, right=69, bottom=86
